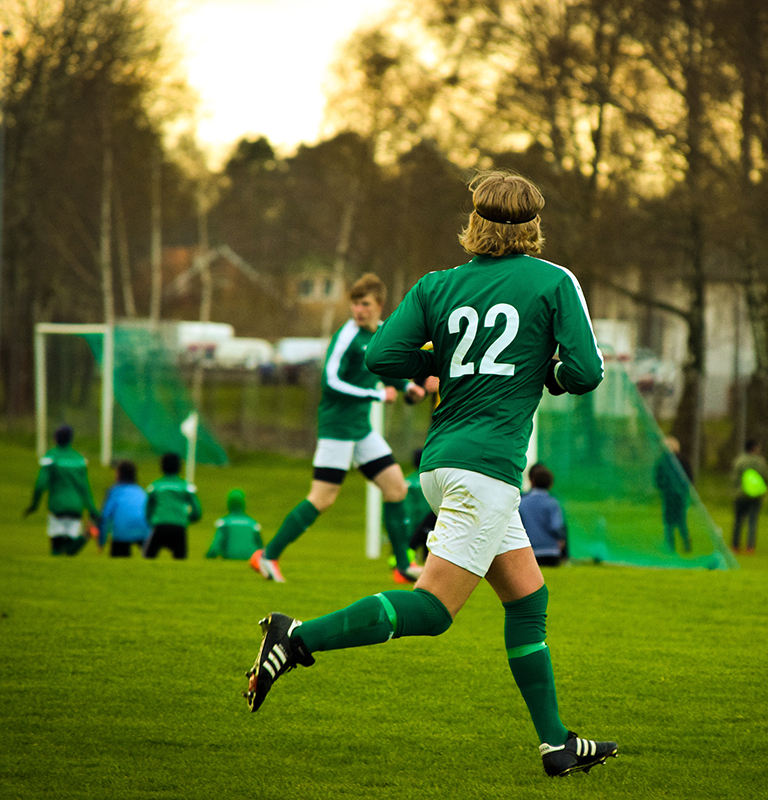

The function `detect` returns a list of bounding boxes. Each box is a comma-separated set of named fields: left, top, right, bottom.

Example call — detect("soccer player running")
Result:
left=251, top=273, right=426, bottom=583
left=244, top=171, right=618, bottom=777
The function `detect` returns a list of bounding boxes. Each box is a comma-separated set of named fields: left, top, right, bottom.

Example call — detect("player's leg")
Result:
left=171, top=525, right=188, bottom=559
left=111, top=540, right=131, bottom=557
left=271, top=439, right=350, bottom=558
left=59, top=516, right=87, bottom=555
left=50, top=535, right=68, bottom=555
left=245, top=466, right=502, bottom=713
left=371, top=463, right=417, bottom=578
left=259, top=481, right=337, bottom=561
left=356, top=432, right=415, bottom=579
left=731, top=499, right=746, bottom=551
left=486, top=522, right=617, bottom=775
left=255, top=440, right=352, bottom=579
left=746, top=498, right=761, bottom=552
left=244, top=582, right=455, bottom=712
left=142, top=525, right=163, bottom=558
left=485, top=547, right=567, bottom=744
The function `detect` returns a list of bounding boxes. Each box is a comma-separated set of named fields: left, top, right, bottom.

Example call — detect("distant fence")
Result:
left=33, top=331, right=433, bottom=465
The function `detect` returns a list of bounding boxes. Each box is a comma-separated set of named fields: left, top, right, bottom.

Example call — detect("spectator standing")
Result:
left=653, top=436, right=692, bottom=553
left=731, top=438, right=768, bottom=554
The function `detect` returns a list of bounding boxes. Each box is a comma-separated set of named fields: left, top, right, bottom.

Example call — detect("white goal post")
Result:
left=365, top=398, right=384, bottom=559
left=35, top=322, right=115, bottom=466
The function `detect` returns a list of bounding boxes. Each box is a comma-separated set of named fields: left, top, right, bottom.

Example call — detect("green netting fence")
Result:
left=535, top=358, right=736, bottom=570
left=82, top=326, right=228, bottom=466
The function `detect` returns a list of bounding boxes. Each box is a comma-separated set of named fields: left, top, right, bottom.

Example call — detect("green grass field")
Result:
left=1, top=435, right=766, bottom=800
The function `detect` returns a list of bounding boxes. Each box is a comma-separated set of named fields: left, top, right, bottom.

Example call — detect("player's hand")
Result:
left=383, top=386, right=398, bottom=403
left=424, top=375, right=440, bottom=394
left=404, top=381, right=426, bottom=405
left=545, top=358, right=566, bottom=396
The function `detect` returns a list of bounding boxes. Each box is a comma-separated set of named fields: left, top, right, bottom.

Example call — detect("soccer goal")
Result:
left=35, top=323, right=115, bottom=466
left=34, top=321, right=228, bottom=470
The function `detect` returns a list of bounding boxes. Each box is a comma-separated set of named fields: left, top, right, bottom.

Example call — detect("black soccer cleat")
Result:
left=243, top=612, right=315, bottom=713
left=540, top=731, right=618, bottom=777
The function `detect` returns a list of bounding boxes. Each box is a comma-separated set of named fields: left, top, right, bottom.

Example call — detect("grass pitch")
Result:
left=1, top=436, right=766, bottom=800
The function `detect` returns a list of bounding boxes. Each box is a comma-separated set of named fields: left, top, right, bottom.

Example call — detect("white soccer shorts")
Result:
left=47, top=514, right=83, bottom=539
left=420, top=467, right=530, bottom=577
left=312, top=430, right=393, bottom=472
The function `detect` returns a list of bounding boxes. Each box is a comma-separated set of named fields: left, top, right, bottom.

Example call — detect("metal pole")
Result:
left=35, top=326, right=47, bottom=459
left=101, top=324, right=114, bottom=466
left=365, top=398, right=384, bottom=559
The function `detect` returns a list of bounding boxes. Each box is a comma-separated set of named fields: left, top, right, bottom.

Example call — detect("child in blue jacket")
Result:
left=99, top=460, right=151, bottom=557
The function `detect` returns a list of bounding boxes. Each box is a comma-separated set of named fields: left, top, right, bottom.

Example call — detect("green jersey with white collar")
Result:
left=317, top=319, right=408, bottom=440
left=365, top=254, right=604, bottom=487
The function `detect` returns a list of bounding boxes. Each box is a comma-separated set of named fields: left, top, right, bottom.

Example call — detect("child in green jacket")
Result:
left=206, top=489, right=262, bottom=560
left=143, top=452, right=202, bottom=559
left=25, top=425, right=100, bottom=556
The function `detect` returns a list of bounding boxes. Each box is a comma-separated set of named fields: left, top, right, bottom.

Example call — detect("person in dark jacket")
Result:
left=519, top=464, right=568, bottom=567
left=653, top=436, right=692, bottom=553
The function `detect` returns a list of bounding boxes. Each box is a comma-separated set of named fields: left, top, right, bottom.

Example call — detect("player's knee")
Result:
left=382, top=484, right=408, bottom=503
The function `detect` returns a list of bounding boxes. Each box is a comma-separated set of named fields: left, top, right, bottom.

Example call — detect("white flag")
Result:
left=181, top=411, right=198, bottom=439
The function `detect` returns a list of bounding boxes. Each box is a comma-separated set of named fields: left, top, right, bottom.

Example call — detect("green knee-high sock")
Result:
left=504, top=585, right=568, bottom=747
left=264, top=499, right=319, bottom=560
left=295, top=588, right=452, bottom=653
left=383, top=500, right=411, bottom=572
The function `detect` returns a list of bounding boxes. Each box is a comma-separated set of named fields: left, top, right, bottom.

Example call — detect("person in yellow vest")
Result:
left=731, top=438, right=768, bottom=553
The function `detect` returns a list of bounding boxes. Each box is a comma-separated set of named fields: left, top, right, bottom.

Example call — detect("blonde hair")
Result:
left=458, top=171, right=545, bottom=257
left=350, top=272, right=387, bottom=306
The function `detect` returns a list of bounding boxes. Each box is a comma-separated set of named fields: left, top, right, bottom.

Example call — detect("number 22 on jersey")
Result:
left=448, top=303, right=519, bottom=378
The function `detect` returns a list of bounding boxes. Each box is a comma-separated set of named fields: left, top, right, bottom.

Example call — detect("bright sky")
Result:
left=175, top=0, right=393, bottom=164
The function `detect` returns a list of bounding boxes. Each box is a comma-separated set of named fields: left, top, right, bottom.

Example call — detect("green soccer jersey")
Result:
left=206, top=512, right=262, bottom=559
left=317, top=318, right=409, bottom=440
left=366, top=254, right=604, bottom=487
left=145, top=475, right=202, bottom=528
left=29, top=445, right=99, bottom=518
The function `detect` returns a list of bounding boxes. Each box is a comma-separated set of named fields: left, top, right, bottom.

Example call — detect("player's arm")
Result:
left=25, top=459, right=52, bottom=515
left=550, top=273, right=604, bottom=395
left=187, top=488, right=202, bottom=523
left=79, top=467, right=100, bottom=520
left=325, top=324, right=389, bottom=401
left=366, top=282, right=436, bottom=380
left=206, top=520, right=225, bottom=557
left=98, top=489, right=116, bottom=547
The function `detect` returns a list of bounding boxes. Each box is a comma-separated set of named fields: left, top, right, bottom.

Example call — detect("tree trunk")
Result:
left=115, top=184, right=136, bottom=318
left=100, top=128, right=115, bottom=327
left=149, top=146, right=162, bottom=323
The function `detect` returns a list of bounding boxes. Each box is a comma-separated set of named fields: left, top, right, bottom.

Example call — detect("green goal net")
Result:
left=535, top=358, right=736, bottom=570
left=82, top=326, right=228, bottom=466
